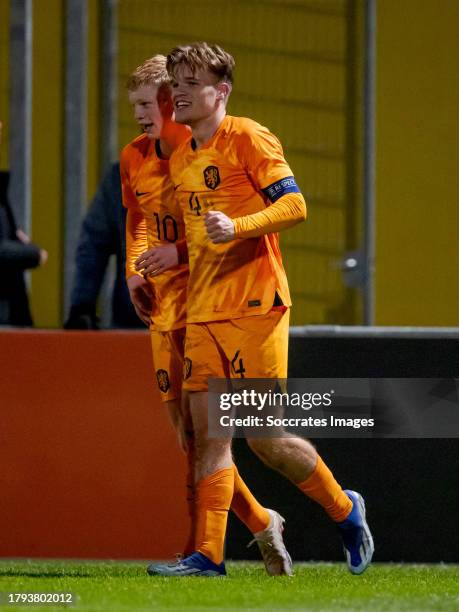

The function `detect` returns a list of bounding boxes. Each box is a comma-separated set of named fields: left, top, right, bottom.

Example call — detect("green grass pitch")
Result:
left=1, top=560, right=458, bottom=611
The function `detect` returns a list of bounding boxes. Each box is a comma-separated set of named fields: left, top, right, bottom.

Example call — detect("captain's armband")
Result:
left=262, top=176, right=300, bottom=203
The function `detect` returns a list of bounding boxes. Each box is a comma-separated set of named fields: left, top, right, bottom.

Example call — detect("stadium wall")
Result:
left=0, top=330, right=188, bottom=560
left=1, top=329, right=458, bottom=562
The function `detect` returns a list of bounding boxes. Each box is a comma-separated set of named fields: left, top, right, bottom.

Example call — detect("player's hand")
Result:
left=127, top=275, right=153, bottom=326
left=135, top=244, right=179, bottom=276
left=205, top=211, right=235, bottom=243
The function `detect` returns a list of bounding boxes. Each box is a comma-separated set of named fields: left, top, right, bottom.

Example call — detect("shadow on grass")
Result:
left=0, top=569, right=99, bottom=578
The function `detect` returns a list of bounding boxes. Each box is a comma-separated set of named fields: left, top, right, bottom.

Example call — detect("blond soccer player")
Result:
left=121, top=55, right=293, bottom=576
left=137, top=43, right=374, bottom=578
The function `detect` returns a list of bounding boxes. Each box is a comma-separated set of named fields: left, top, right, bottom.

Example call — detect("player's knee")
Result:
left=194, top=435, right=228, bottom=461
left=165, top=399, right=182, bottom=430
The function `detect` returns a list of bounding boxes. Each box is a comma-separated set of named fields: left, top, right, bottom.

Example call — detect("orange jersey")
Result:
left=169, top=115, right=297, bottom=323
left=120, top=133, right=188, bottom=331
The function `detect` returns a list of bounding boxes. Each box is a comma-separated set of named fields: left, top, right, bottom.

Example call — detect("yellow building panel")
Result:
left=375, top=0, right=459, bottom=325
left=87, top=0, right=101, bottom=200
left=29, top=0, right=64, bottom=328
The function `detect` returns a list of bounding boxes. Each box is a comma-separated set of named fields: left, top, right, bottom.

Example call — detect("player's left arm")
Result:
left=205, top=190, right=306, bottom=243
left=205, top=125, right=306, bottom=244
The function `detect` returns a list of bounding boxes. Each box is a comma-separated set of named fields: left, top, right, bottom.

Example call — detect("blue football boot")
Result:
left=147, top=552, right=226, bottom=577
left=337, top=490, right=374, bottom=575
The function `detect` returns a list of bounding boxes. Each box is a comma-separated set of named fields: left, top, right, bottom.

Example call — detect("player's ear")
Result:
left=216, top=81, right=231, bottom=102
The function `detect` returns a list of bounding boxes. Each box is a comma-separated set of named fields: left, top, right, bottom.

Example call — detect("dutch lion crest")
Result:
left=156, top=369, right=170, bottom=393
left=203, top=166, right=220, bottom=190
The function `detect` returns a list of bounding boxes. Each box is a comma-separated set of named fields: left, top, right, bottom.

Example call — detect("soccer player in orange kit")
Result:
left=138, top=43, right=374, bottom=578
left=121, top=55, right=293, bottom=576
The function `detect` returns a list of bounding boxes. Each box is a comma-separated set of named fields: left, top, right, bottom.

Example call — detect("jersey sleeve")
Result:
left=120, top=145, right=149, bottom=278
left=232, top=122, right=305, bottom=237
left=238, top=123, right=300, bottom=195
left=125, top=209, right=148, bottom=279
left=233, top=192, right=306, bottom=238
left=120, top=146, right=139, bottom=211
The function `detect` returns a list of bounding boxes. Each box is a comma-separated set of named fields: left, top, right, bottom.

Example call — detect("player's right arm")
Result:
left=125, top=209, right=154, bottom=325
left=120, top=148, right=153, bottom=326
left=134, top=238, right=188, bottom=277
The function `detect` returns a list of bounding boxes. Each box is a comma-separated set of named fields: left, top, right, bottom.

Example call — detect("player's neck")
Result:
left=191, top=109, right=226, bottom=149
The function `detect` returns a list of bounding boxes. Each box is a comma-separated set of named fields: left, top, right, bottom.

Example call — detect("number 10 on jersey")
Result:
left=153, top=213, right=179, bottom=242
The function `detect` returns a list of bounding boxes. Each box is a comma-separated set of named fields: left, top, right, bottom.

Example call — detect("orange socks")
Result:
left=195, top=467, right=234, bottom=564
left=190, top=455, right=349, bottom=564
left=231, top=464, right=270, bottom=533
left=297, top=455, right=352, bottom=522
left=186, top=463, right=269, bottom=560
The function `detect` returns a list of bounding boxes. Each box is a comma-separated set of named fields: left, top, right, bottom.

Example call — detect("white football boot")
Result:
left=248, top=509, right=293, bottom=576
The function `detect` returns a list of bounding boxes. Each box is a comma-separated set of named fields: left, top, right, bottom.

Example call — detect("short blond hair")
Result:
left=126, top=55, right=170, bottom=91
left=166, top=42, right=235, bottom=84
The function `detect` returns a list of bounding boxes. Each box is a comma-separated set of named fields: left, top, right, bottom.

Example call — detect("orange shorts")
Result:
left=150, top=327, right=185, bottom=402
left=182, top=309, right=290, bottom=392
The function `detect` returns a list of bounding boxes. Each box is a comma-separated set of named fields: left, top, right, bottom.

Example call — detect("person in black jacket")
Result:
left=64, top=162, right=143, bottom=329
left=0, top=122, right=48, bottom=326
